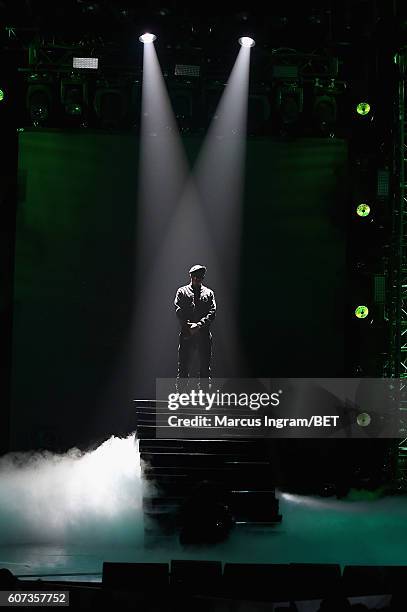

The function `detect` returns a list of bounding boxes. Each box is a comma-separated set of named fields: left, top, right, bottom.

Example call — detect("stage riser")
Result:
left=143, top=490, right=279, bottom=506
left=143, top=493, right=281, bottom=523
left=141, top=453, right=270, bottom=468
left=142, top=467, right=274, bottom=483
left=142, top=472, right=276, bottom=492
left=145, top=511, right=280, bottom=524
left=134, top=401, right=282, bottom=533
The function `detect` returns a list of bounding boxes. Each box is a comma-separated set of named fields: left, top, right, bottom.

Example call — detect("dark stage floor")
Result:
left=0, top=435, right=406, bottom=580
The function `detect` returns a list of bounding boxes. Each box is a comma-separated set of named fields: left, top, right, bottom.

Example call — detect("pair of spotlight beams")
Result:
left=139, top=34, right=370, bottom=115
left=138, top=33, right=255, bottom=47
left=138, top=34, right=371, bottom=114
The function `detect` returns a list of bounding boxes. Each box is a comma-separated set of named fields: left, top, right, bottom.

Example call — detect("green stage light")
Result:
left=355, top=305, right=369, bottom=319
left=0, top=89, right=4, bottom=102
left=356, top=203, right=370, bottom=217
left=357, top=412, right=371, bottom=427
left=67, top=103, right=82, bottom=116
left=356, top=102, right=370, bottom=116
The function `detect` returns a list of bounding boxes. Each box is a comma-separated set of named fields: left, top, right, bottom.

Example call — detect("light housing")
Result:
left=26, top=83, right=52, bottom=126
left=73, top=57, right=99, bottom=70
left=238, top=36, right=255, bottom=48
left=139, top=33, right=157, bottom=44
left=356, top=102, right=371, bottom=116
left=355, top=305, right=369, bottom=319
left=356, top=203, right=371, bottom=217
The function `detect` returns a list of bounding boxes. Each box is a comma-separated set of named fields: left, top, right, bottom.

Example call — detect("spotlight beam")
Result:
left=186, top=44, right=253, bottom=375
left=131, top=38, right=207, bottom=395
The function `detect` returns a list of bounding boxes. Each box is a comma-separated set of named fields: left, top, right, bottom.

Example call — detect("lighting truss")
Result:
left=390, top=50, right=407, bottom=488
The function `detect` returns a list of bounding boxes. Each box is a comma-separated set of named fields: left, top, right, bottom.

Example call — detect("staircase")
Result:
left=135, top=399, right=282, bottom=538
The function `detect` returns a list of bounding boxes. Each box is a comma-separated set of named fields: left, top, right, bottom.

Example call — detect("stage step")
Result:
left=139, top=438, right=271, bottom=452
left=143, top=490, right=281, bottom=524
left=141, top=452, right=269, bottom=468
left=134, top=401, right=282, bottom=533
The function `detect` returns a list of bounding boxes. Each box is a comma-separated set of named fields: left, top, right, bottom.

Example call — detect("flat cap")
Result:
left=189, top=264, right=206, bottom=277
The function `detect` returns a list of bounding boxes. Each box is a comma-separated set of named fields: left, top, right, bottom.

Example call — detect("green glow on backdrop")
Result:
left=356, top=102, right=370, bottom=116
left=355, top=305, right=369, bottom=319
left=356, top=203, right=370, bottom=217
left=0, top=89, right=4, bottom=102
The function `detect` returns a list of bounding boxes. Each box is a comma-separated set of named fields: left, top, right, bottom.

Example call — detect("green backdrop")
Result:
left=12, top=130, right=347, bottom=450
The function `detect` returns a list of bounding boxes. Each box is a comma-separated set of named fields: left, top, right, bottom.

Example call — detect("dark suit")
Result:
left=174, top=282, right=216, bottom=384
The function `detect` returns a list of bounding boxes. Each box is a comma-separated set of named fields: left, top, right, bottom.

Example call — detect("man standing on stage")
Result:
left=174, top=265, right=216, bottom=389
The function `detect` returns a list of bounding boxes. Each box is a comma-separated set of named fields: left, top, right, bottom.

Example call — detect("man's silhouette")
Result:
left=174, top=264, right=216, bottom=389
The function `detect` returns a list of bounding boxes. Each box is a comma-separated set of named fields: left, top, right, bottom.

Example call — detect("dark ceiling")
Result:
left=0, top=0, right=401, bottom=135
left=0, top=1, right=402, bottom=84
left=0, top=0, right=402, bottom=49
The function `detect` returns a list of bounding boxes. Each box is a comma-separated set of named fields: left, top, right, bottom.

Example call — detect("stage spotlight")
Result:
left=355, top=305, right=369, bottom=319
left=139, top=33, right=157, bottom=44
left=313, top=94, right=336, bottom=135
left=356, top=102, right=371, bottom=116
left=238, top=36, right=255, bottom=47
left=26, top=84, right=52, bottom=127
left=73, top=57, right=99, bottom=70
left=0, top=88, right=4, bottom=102
left=356, top=203, right=370, bottom=217
left=275, top=83, right=303, bottom=127
left=61, top=80, right=87, bottom=117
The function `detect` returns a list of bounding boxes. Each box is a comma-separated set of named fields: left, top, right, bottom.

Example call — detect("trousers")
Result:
left=177, top=330, right=213, bottom=383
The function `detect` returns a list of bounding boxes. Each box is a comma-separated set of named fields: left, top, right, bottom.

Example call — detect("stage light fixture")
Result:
left=61, top=80, right=87, bottom=117
left=94, top=86, right=128, bottom=128
left=356, top=102, right=371, bottom=116
left=374, top=275, right=386, bottom=304
left=65, top=103, right=81, bottom=116
left=272, top=66, right=298, bottom=79
left=0, top=89, right=4, bottom=102
left=356, top=203, right=371, bottom=217
left=139, top=33, right=157, bottom=44
left=26, top=84, right=52, bottom=126
left=275, top=83, right=303, bottom=126
left=175, top=64, right=200, bottom=77
left=238, top=36, right=255, bottom=48
left=377, top=169, right=390, bottom=199
left=313, top=94, right=336, bottom=135
left=355, top=305, right=369, bottom=319
left=73, top=57, right=99, bottom=69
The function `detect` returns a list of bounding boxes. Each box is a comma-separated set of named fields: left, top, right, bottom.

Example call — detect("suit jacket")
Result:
left=174, top=283, right=216, bottom=336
